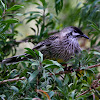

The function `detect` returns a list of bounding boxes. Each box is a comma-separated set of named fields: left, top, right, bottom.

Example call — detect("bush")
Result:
left=0, top=0, right=100, bottom=99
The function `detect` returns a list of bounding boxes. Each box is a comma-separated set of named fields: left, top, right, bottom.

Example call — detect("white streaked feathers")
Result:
left=1, top=26, right=85, bottom=65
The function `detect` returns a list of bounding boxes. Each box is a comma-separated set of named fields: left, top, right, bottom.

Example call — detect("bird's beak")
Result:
left=81, top=34, right=89, bottom=39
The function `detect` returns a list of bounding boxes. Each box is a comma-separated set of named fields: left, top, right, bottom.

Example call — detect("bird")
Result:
left=1, top=26, right=89, bottom=65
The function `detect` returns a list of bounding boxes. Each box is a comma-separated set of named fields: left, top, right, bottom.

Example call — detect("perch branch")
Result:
left=50, top=63, right=100, bottom=75
left=32, top=98, right=41, bottom=100
left=76, top=89, right=90, bottom=97
left=0, top=77, right=26, bottom=84
left=86, top=63, right=100, bottom=69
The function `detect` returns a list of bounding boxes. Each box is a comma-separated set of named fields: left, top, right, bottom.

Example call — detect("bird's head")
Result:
left=68, top=26, right=89, bottom=39
left=61, top=26, right=89, bottom=40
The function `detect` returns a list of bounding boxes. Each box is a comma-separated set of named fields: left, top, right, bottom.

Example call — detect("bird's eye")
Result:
left=74, top=30, right=77, bottom=33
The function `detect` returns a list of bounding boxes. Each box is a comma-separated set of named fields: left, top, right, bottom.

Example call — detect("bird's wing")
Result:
left=1, top=34, right=59, bottom=65
left=33, top=35, right=59, bottom=51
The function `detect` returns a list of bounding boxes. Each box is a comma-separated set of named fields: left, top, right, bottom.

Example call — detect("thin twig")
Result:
left=2, top=9, right=6, bottom=17
left=50, top=63, right=100, bottom=75
left=32, top=98, right=41, bottom=100
left=76, top=89, right=90, bottom=98
left=0, top=77, right=26, bottom=84
left=76, top=79, right=100, bottom=98
left=8, top=30, right=59, bottom=46
left=86, top=63, right=100, bottom=69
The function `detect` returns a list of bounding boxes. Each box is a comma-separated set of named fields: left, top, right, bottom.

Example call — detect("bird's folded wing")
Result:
left=1, top=35, right=59, bottom=65
left=33, top=35, right=59, bottom=51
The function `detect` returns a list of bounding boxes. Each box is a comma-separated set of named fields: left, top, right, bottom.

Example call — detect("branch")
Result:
left=16, top=31, right=59, bottom=43
left=0, top=77, right=26, bottom=84
left=76, top=89, right=90, bottom=97
left=49, top=63, right=100, bottom=76
left=2, top=9, right=6, bottom=18
left=8, top=30, right=59, bottom=47
left=32, top=98, right=41, bottom=100
left=86, top=63, right=100, bottom=69
left=76, top=79, right=100, bottom=98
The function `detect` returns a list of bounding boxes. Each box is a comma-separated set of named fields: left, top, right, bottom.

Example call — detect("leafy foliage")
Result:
left=55, top=0, right=63, bottom=14
left=0, top=1, right=24, bottom=60
left=0, top=0, right=100, bottom=100
left=79, top=0, right=100, bottom=28
left=89, top=21, right=100, bottom=47
left=24, top=0, right=60, bottom=43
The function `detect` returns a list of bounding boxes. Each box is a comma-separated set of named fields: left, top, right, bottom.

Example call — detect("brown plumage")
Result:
left=1, top=26, right=89, bottom=65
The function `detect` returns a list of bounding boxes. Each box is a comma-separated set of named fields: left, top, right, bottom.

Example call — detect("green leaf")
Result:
left=51, top=60, right=62, bottom=68
left=89, top=20, right=100, bottom=33
left=44, top=64, right=59, bottom=69
left=0, top=34, right=6, bottom=39
left=71, top=90, right=76, bottom=99
left=0, top=16, right=2, bottom=20
left=55, top=0, right=63, bottom=14
left=0, top=94, right=6, bottom=99
left=40, top=0, right=47, bottom=8
left=30, top=27, right=36, bottom=33
left=91, top=24, right=100, bottom=33
left=56, top=78, right=62, bottom=87
left=0, top=23, right=9, bottom=33
left=7, top=5, right=24, bottom=11
left=10, top=86, right=19, bottom=92
left=64, top=74, right=69, bottom=85
left=49, top=91, right=55, bottom=98
left=93, top=51, right=100, bottom=55
left=0, top=7, right=3, bottom=15
left=32, top=2, right=40, bottom=6
left=25, top=14, right=41, bottom=24
left=28, top=70, right=39, bottom=83
left=43, top=60, right=63, bottom=71
left=0, top=0, right=6, bottom=9
left=34, top=49, right=39, bottom=56
left=2, top=18, right=18, bottom=23
left=24, top=11, right=40, bottom=15
left=25, top=48, right=37, bottom=58
left=38, top=51, right=43, bottom=62
left=31, top=62, right=39, bottom=66
left=16, top=13, right=23, bottom=16
left=40, top=0, right=45, bottom=5
left=43, top=59, right=54, bottom=64
left=37, top=6, right=44, bottom=9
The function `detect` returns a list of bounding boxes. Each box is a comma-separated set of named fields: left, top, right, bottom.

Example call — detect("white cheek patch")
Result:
left=72, top=32, right=80, bottom=36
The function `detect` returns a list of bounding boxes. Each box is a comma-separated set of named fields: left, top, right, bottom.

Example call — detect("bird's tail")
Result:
left=0, top=54, right=32, bottom=65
